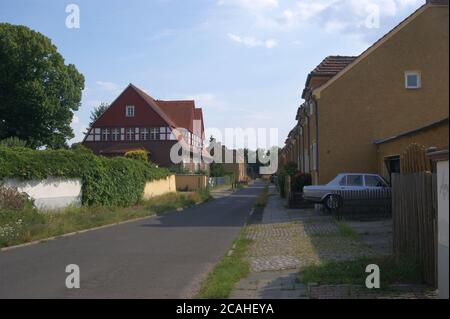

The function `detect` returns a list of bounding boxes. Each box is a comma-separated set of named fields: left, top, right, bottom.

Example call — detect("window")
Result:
left=141, top=128, right=149, bottom=140
left=405, top=72, right=421, bottom=89
left=365, top=176, right=386, bottom=187
left=346, top=175, right=363, bottom=187
left=102, top=129, right=109, bottom=141
left=126, top=105, right=135, bottom=117
left=126, top=128, right=134, bottom=141
left=339, top=176, right=347, bottom=186
left=94, top=128, right=101, bottom=141
left=112, top=129, right=120, bottom=141
left=149, top=128, right=157, bottom=140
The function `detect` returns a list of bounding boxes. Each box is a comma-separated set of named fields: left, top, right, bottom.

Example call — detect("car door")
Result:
left=344, top=175, right=364, bottom=190
left=364, top=175, right=388, bottom=190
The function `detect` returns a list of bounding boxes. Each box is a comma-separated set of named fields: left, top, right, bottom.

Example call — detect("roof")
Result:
left=310, top=56, right=357, bottom=77
left=156, top=100, right=196, bottom=132
left=313, top=1, right=448, bottom=98
left=83, top=84, right=206, bottom=143
left=374, top=118, right=449, bottom=145
left=302, top=56, right=356, bottom=98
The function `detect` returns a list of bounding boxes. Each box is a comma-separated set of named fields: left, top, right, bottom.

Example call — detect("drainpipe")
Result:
left=312, top=98, right=319, bottom=185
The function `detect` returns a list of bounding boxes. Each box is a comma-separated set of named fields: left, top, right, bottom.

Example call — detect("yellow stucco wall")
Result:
left=175, top=175, right=208, bottom=191
left=143, top=175, right=176, bottom=200
left=377, top=123, right=449, bottom=179
left=316, top=5, right=449, bottom=184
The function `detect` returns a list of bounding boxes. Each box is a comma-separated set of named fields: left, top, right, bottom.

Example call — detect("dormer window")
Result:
left=126, top=105, right=135, bottom=117
left=405, top=71, right=421, bottom=89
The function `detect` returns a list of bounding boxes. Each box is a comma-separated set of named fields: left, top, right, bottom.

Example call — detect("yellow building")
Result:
left=289, top=0, right=449, bottom=184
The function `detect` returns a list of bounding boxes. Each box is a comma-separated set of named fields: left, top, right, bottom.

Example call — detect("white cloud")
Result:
left=217, top=0, right=279, bottom=11
left=185, top=93, right=218, bottom=107
left=69, top=115, right=88, bottom=144
left=228, top=33, right=278, bottom=49
left=96, top=81, right=120, bottom=92
left=265, top=39, right=278, bottom=48
left=71, top=115, right=80, bottom=125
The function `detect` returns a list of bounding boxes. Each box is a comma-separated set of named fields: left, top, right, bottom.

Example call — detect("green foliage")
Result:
left=124, top=149, right=148, bottom=162
left=0, top=190, right=210, bottom=248
left=196, top=236, right=252, bottom=299
left=291, top=172, right=312, bottom=192
left=89, top=103, right=109, bottom=125
left=89, top=102, right=109, bottom=127
left=0, top=23, right=85, bottom=148
left=0, top=137, right=28, bottom=148
left=0, top=186, right=44, bottom=247
left=277, top=162, right=311, bottom=198
left=254, top=185, right=269, bottom=208
left=0, top=146, right=170, bottom=206
left=210, top=163, right=225, bottom=177
left=0, top=186, right=34, bottom=212
left=301, top=256, right=423, bottom=289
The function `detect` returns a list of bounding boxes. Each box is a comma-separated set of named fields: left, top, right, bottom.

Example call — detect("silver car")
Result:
left=303, top=173, right=390, bottom=211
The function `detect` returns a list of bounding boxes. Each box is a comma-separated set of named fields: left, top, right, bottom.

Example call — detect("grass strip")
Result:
left=300, top=256, right=423, bottom=289
left=196, top=235, right=253, bottom=299
left=0, top=190, right=211, bottom=248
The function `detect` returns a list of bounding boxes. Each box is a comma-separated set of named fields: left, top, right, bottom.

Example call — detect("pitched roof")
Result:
left=310, top=56, right=357, bottom=77
left=130, top=85, right=204, bottom=135
left=302, top=56, right=356, bottom=98
left=156, top=100, right=196, bottom=132
left=313, top=1, right=448, bottom=98
left=129, top=84, right=178, bottom=128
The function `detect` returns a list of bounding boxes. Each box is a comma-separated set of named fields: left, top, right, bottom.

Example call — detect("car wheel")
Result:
left=324, top=194, right=342, bottom=211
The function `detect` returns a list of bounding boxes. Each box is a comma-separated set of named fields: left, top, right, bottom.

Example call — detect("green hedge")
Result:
left=0, top=146, right=170, bottom=206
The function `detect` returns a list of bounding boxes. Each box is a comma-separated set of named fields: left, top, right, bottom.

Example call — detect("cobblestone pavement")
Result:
left=230, top=186, right=435, bottom=299
left=308, top=284, right=438, bottom=299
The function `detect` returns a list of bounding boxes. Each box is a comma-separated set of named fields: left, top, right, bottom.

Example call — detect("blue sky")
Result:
left=0, top=0, right=424, bottom=147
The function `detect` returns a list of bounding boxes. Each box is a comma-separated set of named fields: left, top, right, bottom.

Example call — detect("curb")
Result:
left=0, top=215, right=157, bottom=252
left=1, top=197, right=213, bottom=253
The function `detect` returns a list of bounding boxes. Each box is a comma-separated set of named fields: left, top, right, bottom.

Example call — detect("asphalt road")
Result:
left=0, top=181, right=265, bottom=299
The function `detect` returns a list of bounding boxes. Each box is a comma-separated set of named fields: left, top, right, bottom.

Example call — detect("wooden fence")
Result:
left=392, top=172, right=437, bottom=286
left=332, top=188, right=392, bottom=220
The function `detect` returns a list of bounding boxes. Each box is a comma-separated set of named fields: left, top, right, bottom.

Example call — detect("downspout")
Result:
left=312, top=97, right=319, bottom=185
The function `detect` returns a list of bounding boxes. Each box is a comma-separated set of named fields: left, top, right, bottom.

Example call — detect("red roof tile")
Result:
left=156, top=100, right=196, bottom=132
left=311, top=56, right=357, bottom=77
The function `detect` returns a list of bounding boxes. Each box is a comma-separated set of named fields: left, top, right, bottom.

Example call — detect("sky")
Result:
left=0, top=0, right=425, bottom=147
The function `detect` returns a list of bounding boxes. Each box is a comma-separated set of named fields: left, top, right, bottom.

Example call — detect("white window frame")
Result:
left=112, top=128, right=120, bottom=141
left=126, top=128, right=134, bottom=141
left=102, top=128, right=110, bottom=141
left=405, top=71, right=421, bottom=89
left=126, top=105, right=135, bottom=117
left=150, top=128, right=158, bottom=140
left=141, top=128, right=149, bottom=140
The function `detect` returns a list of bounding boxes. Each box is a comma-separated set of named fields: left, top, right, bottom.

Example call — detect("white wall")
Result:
left=3, top=178, right=82, bottom=211
left=437, top=160, right=449, bottom=299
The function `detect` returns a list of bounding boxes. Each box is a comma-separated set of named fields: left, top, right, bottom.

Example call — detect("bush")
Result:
left=277, top=162, right=311, bottom=198
left=291, top=172, right=312, bottom=192
left=0, top=146, right=170, bottom=206
left=0, top=137, right=28, bottom=148
left=0, top=186, right=44, bottom=247
left=210, top=163, right=225, bottom=177
left=125, top=149, right=148, bottom=162
left=0, top=186, right=34, bottom=211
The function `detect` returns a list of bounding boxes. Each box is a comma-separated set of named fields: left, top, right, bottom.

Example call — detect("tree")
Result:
left=89, top=102, right=109, bottom=127
left=0, top=23, right=85, bottom=149
left=0, top=137, right=28, bottom=148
